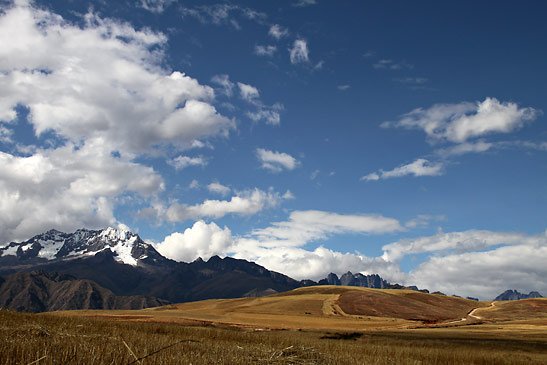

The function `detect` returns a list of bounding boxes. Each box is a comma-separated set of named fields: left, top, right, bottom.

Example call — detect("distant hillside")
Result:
left=494, top=289, right=543, bottom=301
left=0, top=271, right=168, bottom=313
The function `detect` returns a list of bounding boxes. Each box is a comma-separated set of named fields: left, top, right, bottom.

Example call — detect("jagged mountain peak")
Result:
left=0, top=227, right=167, bottom=267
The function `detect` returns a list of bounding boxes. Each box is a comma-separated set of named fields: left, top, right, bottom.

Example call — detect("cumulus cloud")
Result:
left=222, top=210, right=404, bottom=280
left=168, top=155, right=207, bottom=170
left=289, top=39, right=309, bottom=64
left=382, top=230, right=535, bottom=262
left=254, top=45, right=277, bottom=56
left=393, top=230, right=547, bottom=299
left=153, top=218, right=547, bottom=299
left=165, top=188, right=283, bottom=222
left=256, top=148, right=300, bottom=173
left=0, top=2, right=237, bottom=244
left=0, top=4, right=235, bottom=154
left=207, top=182, right=231, bottom=196
left=409, top=241, right=547, bottom=300
left=361, top=158, right=443, bottom=181
left=155, top=209, right=403, bottom=280
left=268, top=24, right=289, bottom=39
left=232, top=241, right=404, bottom=281
left=155, top=220, right=232, bottom=262
left=382, top=97, right=540, bottom=144
left=0, top=143, right=163, bottom=244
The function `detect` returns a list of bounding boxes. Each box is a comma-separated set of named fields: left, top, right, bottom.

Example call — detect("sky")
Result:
left=0, top=0, right=546, bottom=300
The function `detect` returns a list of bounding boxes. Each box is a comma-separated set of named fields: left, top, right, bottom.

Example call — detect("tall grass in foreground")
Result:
left=0, top=310, right=545, bottom=364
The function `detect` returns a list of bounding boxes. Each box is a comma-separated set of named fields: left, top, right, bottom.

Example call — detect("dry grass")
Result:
left=62, top=286, right=486, bottom=332
left=1, top=309, right=546, bottom=364
left=3, top=287, right=547, bottom=363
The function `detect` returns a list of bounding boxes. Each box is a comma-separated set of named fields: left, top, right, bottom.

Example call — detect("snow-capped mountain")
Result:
left=0, top=227, right=306, bottom=307
left=0, top=227, right=167, bottom=266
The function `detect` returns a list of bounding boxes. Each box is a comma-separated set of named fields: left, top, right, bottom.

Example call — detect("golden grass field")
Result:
left=2, top=286, right=547, bottom=364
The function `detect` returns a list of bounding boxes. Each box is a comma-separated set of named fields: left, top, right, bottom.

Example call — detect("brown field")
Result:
left=2, top=286, right=547, bottom=364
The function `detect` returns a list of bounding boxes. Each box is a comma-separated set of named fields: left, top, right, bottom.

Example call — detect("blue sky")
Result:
left=0, top=0, right=546, bottom=299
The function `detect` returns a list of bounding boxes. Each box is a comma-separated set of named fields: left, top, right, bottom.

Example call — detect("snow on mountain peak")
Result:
left=0, top=227, right=161, bottom=267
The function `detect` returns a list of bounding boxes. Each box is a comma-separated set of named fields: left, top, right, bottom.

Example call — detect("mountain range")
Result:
left=494, top=289, right=543, bottom=301
left=0, top=227, right=393, bottom=312
left=0, top=228, right=542, bottom=312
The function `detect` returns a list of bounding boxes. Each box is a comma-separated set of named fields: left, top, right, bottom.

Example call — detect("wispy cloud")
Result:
left=254, top=45, right=277, bottom=56
left=373, top=59, right=413, bottom=70
left=268, top=24, right=289, bottom=39
left=293, top=0, right=317, bottom=7
left=361, top=159, right=444, bottom=181
left=289, top=39, right=309, bottom=64
left=168, top=155, right=208, bottom=170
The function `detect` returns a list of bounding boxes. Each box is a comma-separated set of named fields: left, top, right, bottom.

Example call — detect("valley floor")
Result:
left=2, top=286, right=547, bottom=364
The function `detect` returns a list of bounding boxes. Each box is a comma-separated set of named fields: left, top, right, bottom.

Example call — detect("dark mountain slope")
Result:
left=0, top=271, right=168, bottom=313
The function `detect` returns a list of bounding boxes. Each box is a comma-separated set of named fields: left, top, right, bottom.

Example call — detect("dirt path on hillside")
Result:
left=442, top=302, right=496, bottom=325
left=322, top=294, right=345, bottom=316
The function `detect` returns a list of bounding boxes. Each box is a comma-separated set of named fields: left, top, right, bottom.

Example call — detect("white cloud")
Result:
left=293, top=0, right=317, bottom=7
left=207, top=182, right=231, bottom=196
left=310, top=169, right=320, bottom=180
left=140, top=0, right=174, bottom=13
left=383, top=97, right=540, bottom=143
left=251, top=210, right=403, bottom=248
left=361, top=158, right=443, bottom=181
left=246, top=103, right=283, bottom=126
left=382, top=230, right=536, bottom=262
left=168, top=155, right=207, bottom=170
left=254, top=45, right=277, bottom=56
left=268, top=24, right=289, bottom=39
left=211, top=74, right=235, bottom=97
left=313, top=60, right=325, bottom=70
left=337, top=85, right=350, bottom=91
left=232, top=242, right=403, bottom=282
left=373, top=59, right=413, bottom=70
left=236, top=83, right=283, bottom=125
left=181, top=4, right=266, bottom=28
left=0, top=143, right=164, bottom=245
left=0, top=2, right=239, bottom=244
left=289, top=39, right=309, bottom=64
left=435, top=140, right=494, bottom=157
left=155, top=220, right=232, bottom=262
left=396, top=230, right=547, bottom=299
left=256, top=148, right=300, bottom=173
left=237, top=82, right=260, bottom=102
left=404, top=214, right=446, bottom=229
left=224, top=210, right=404, bottom=280
left=165, top=188, right=282, bottom=222
left=0, top=4, right=235, bottom=154
left=189, top=179, right=200, bottom=189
